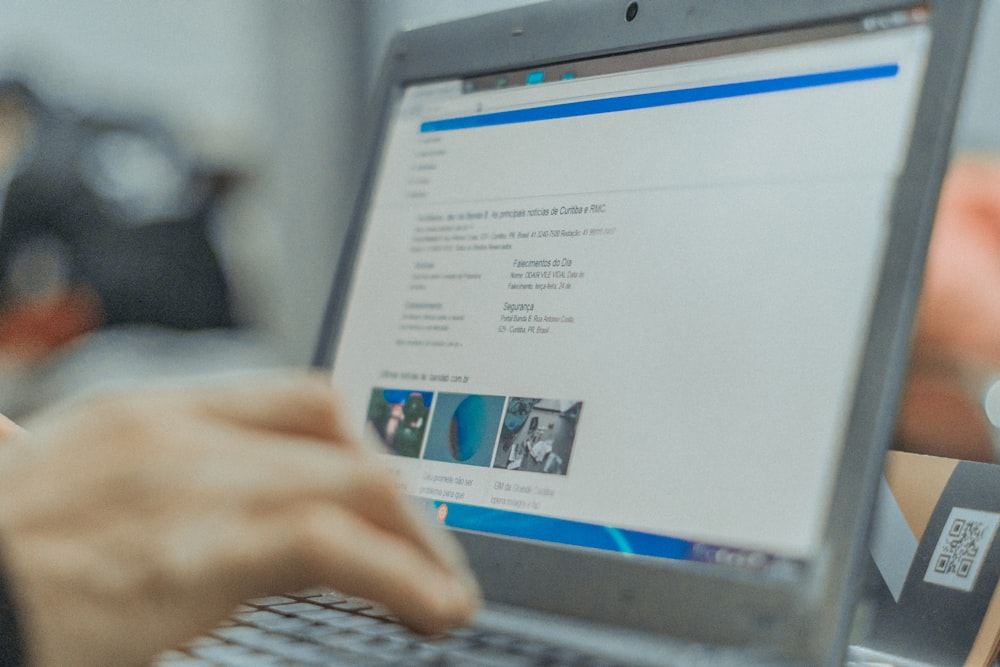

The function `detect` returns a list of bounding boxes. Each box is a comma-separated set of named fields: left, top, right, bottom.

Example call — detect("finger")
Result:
left=287, top=446, right=474, bottom=582
left=0, top=413, right=23, bottom=440
left=347, top=473, right=475, bottom=584
left=190, top=423, right=474, bottom=585
left=192, top=372, right=361, bottom=449
left=278, top=503, right=480, bottom=634
left=351, top=431, right=468, bottom=561
left=361, top=424, right=391, bottom=454
left=163, top=494, right=479, bottom=638
left=190, top=504, right=479, bottom=635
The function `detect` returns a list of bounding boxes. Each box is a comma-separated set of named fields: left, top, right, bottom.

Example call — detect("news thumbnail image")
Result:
left=366, top=388, right=434, bottom=458
left=494, top=398, right=582, bottom=475
left=423, top=393, right=505, bottom=467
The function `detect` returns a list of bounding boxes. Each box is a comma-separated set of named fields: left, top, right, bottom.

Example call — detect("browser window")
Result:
left=332, top=16, right=931, bottom=565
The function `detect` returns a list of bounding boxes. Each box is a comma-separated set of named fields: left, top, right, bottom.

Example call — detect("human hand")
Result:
left=0, top=413, right=20, bottom=439
left=0, top=373, right=479, bottom=667
left=897, top=155, right=1000, bottom=460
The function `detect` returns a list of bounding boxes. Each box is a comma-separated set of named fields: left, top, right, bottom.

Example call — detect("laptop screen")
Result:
left=331, top=9, right=932, bottom=567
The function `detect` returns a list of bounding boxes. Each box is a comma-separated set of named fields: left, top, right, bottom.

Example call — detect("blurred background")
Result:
left=0, top=0, right=520, bottom=416
left=0, top=1, right=999, bottom=438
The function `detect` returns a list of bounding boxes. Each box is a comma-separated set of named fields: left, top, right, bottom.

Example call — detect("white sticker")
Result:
left=923, top=507, right=1000, bottom=592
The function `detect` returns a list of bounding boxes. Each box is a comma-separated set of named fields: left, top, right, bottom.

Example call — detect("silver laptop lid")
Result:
left=316, top=1, right=978, bottom=663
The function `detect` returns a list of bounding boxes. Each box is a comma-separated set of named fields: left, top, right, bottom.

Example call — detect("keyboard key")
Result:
left=291, top=588, right=333, bottom=598
left=301, top=592, right=350, bottom=606
left=237, top=611, right=310, bottom=633
left=327, top=597, right=372, bottom=610
left=307, top=610, right=384, bottom=629
left=249, top=596, right=296, bottom=607
left=163, top=592, right=637, bottom=666
left=357, top=603, right=395, bottom=619
left=259, top=640, right=334, bottom=664
left=456, top=649, right=539, bottom=667
left=212, top=625, right=279, bottom=647
left=265, top=601, right=325, bottom=614
left=354, top=620, right=412, bottom=638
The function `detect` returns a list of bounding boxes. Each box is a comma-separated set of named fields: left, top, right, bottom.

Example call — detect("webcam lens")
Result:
left=625, top=1, right=638, bottom=22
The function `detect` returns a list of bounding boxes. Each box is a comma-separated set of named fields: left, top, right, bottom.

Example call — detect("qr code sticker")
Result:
left=923, top=507, right=1000, bottom=592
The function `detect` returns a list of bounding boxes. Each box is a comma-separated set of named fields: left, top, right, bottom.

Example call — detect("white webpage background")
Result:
left=332, top=26, right=930, bottom=558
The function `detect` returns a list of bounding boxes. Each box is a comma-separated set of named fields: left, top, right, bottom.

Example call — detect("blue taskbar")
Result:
left=423, top=499, right=802, bottom=576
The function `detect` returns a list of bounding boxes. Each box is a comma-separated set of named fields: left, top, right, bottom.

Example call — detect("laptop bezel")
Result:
left=313, top=1, right=979, bottom=663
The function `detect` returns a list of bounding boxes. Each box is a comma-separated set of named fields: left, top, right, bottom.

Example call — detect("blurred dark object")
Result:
left=896, top=155, right=1000, bottom=462
left=0, top=77, right=238, bottom=359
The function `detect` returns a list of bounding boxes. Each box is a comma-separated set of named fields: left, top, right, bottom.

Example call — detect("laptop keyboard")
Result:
left=152, top=590, right=630, bottom=666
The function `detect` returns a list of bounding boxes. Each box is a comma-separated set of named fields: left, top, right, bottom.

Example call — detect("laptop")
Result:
left=157, top=1, right=980, bottom=665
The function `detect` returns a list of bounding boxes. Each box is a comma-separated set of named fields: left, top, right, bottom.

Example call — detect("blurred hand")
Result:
left=0, top=373, right=479, bottom=667
left=898, top=156, right=1000, bottom=461
left=0, top=413, right=20, bottom=439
